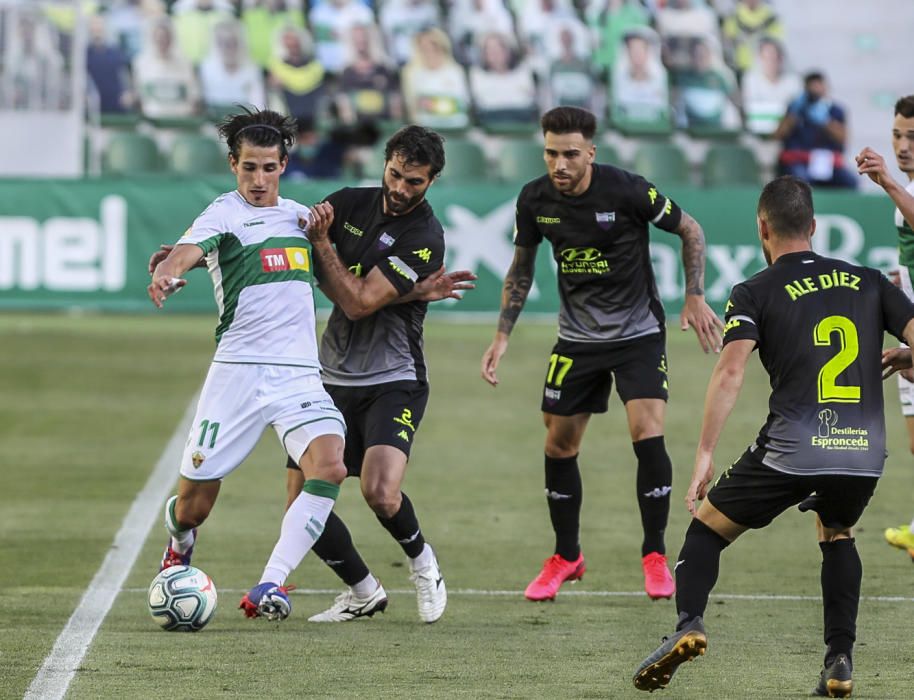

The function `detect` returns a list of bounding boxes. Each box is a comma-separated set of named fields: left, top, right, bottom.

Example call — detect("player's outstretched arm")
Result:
left=857, top=147, right=914, bottom=228
left=687, top=338, right=754, bottom=515
left=674, top=212, right=724, bottom=353
left=400, top=265, right=477, bottom=303
left=147, top=243, right=204, bottom=308
left=481, top=246, right=536, bottom=386
left=148, top=244, right=207, bottom=274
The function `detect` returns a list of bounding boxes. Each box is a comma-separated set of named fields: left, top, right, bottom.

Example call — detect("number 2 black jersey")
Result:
left=514, top=164, right=683, bottom=343
left=723, top=251, right=914, bottom=477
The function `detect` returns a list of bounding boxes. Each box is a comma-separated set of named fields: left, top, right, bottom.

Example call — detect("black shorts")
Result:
left=540, top=333, right=669, bottom=416
left=707, top=449, right=878, bottom=530
left=286, top=380, right=429, bottom=477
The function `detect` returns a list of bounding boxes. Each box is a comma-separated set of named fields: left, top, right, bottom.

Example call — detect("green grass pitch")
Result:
left=3, top=312, right=914, bottom=699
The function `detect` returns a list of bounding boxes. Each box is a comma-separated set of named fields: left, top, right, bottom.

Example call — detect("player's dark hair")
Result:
left=218, top=106, right=297, bottom=161
left=384, top=125, right=446, bottom=178
left=896, top=95, right=914, bottom=119
left=757, top=176, right=814, bottom=239
left=803, top=71, right=825, bottom=86
left=540, top=106, right=597, bottom=140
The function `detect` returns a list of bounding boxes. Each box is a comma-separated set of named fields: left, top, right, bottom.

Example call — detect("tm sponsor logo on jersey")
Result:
left=261, top=247, right=310, bottom=272
left=812, top=408, right=869, bottom=451
left=559, top=246, right=610, bottom=275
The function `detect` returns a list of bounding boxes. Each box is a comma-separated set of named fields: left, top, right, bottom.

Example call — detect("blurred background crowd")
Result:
left=0, top=0, right=902, bottom=188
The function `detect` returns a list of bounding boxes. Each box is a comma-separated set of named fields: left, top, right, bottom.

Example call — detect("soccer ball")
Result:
left=148, top=565, right=217, bottom=632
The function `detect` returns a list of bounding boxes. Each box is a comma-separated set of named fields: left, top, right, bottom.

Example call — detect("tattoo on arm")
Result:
left=676, top=212, right=706, bottom=296
left=498, top=246, right=536, bottom=335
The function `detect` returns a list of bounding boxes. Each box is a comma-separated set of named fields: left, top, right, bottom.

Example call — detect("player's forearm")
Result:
left=497, top=247, right=536, bottom=336
left=309, top=237, right=370, bottom=317
left=677, top=213, right=707, bottom=296
left=697, top=360, right=745, bottom=454
left=153, top=243, right=203, bottom=281
left=884, top=178, right=914, bottom=228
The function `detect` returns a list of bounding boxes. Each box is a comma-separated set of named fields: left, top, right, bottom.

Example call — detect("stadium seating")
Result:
left=102, top=132, right=161, bottom=175
left=168, top=134, right=227, bottom=175
left=440, top=139, right=487, bottom=182
left=631, top=141, right=690, bottom=186
left=702, top=143, right=761, bottom=187
left=497, top=139, right=544, bottom=182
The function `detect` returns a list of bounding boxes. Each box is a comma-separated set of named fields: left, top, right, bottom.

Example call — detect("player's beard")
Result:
left=382, top=181, right=425, bottom=216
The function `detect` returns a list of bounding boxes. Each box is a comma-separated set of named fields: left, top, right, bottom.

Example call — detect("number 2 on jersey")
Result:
left=813, top=315, right=861, bottom=404
left=546, top=353, right=574, bottom=387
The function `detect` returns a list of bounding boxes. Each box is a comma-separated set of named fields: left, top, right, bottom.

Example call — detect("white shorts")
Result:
left=179, top=362, right=346, bottom=481
left=897, top=268, right=914, bottom=416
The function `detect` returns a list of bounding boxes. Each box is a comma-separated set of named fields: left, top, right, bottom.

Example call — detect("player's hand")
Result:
left=481, top=334, right=509, bottom=387
left=686, top=452, right=715, bottom=517
left=304, top=202, right=334, bottom=242
left=889, top=269, right=902, bottom=288
left=414, top=266, right=477, bottom=302
left=148, top=244, right=174, bottom=274
left=856, top=147, right=893, bottom=189
left=147, top=274, right=186, bottom=309
left=680, top=294, right=724, bottom=353
left=882, top=347, right=914, bottom=379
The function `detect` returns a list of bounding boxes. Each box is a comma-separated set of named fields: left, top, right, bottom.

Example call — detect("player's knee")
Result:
left=314, top=459, right=347, bottom=485
left=362, top=484, right=401, bottom=517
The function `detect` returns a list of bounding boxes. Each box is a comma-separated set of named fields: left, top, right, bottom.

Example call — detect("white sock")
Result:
left=164, top=495, right=195, bottom=554
left=409, top=543, right=434, bottom=572
left=909, top=516, right=914, bottom=531
left=351, top=573, right=380, bottom=598
left=259, top=485, right=338, bottom=585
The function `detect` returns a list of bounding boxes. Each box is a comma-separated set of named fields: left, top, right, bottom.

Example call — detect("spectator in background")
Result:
left=379, top=0, right=441, bottom=66
left=87, top=13, right=136, bottom=115
left=448, top=0, right=515, bottom=65
left=611, top=28, right=669, bottom=124
left=468, top=30, right=537, bottom=127
left=655, top=0, right=719, bottom=73
left=132, top=15, right=201, bottom=119
left=282, top=115, right=348, bottom=180
left=516, top=0, right=580, bottom=79
left=741, top=37, right=800, bottom=136
left=106, top=0, right=167, bottom=61
left=548, top=21, right=597, bottom=111
left=199, top=19, right=266, bottom=118
left=171, top=0, right=233, bottom=66
left=401, top=27, right=471, bottom=130
left=774, top=71, right=856, bottom=189
left=672, top=36, right=740, bottom=130
left=308, top=0, right=374, bottom=75
left=722, top=0, right=783, bottom=76
left=587, top=0, right=650, bottom=76
left=241, top=0, right=306, bottom=70
left=336, top=22, right=402, bottom=127
left=1, top=7, right=69, bottom=110
left=269, top=25, right=327, bottom=124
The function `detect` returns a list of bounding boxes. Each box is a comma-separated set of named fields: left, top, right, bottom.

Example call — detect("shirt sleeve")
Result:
left=512, top=186, right=542, bottom=248
left=722, top=282, right=761, bottom=348
left=880, top=272, right=914, bottom=342
left=630, top=174, right=683, bottom=233
left=179, top=197, right=229, bottom=254
left=378, top=222, right=445, bottom=296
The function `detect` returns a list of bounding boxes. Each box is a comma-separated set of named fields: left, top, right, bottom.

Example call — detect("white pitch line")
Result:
left=120, top=586, right=914, bottom=603
left=25, top=394, right=198, bottom=700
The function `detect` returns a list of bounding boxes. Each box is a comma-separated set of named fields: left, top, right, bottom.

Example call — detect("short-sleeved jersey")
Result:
left=723, top=251, right=914, bottom=477
left=896, top=180, right=914, bottom=286
left=514, top=164, right=683, bottom=343
left=178, top=191, right=319, bottom=368
left=317, top=187, right=444, bottom=386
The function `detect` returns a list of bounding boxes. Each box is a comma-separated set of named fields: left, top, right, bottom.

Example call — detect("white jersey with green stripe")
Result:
left=897, top=179, right=914, bottom=288
left=179, top=191, right=320, bottom=368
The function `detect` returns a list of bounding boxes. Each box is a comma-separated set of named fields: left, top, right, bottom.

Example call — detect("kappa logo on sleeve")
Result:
left=413, top=247, right=432, bottom=263
left=261, top=247, right=310, bottom=272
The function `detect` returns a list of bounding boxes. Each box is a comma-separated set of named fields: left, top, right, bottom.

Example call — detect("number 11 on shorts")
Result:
left=198, top=419, right=220, bottom=449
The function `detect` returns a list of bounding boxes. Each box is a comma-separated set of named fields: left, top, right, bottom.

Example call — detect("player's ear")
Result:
left=808, top=217, right=817, bottom=240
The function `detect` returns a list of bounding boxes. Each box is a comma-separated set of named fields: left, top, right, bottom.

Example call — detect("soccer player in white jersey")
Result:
left=149, top=108, right=347, bottom=620
left=856, top=95, right=914, bottom=559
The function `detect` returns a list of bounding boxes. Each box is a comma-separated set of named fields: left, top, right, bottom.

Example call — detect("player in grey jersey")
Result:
left=633, top=176, right=914, bottom=697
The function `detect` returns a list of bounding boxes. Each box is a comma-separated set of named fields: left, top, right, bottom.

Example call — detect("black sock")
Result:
left=311, top=510, right=371, bottom=587
left=545, top=453, right=582, bottom=561
left=820, top=538, right=861, bottom=665
left=376, top=491, right=426, bottom=559
left=634, top=436, right=673, bottom=556
left=675, top=518, right=730, bottom=629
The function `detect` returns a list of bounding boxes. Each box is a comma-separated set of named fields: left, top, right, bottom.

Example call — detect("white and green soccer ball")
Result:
left=148, top=565, right=217, bottom=632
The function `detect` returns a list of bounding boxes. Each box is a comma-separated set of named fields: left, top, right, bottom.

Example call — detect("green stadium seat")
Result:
left=440, top=139, right=487, bottom=181
left=702, top=144, right=762, bottom=187
left=608, top=105, right=674, bottom=138
left=99, top=112, right=142, bottom=128
left=102, top=132, right=161, bottom=175
left=497, top=139, right=544, bottom=183
left=631, top=141, right=690, bottom=187
left=168, top=135, right=227, bottom=176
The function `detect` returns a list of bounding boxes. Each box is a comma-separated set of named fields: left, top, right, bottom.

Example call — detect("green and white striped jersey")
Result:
left=178, top=190, right=320, bottom=368
left=896, top=180, right=914, bottom=282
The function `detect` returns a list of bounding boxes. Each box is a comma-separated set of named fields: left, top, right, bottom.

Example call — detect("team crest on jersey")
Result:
left=191, top=451, right=206, bottom=468
left=378, top=232, right=395, bottom=250
left=595, top=211, right=615, bottom=230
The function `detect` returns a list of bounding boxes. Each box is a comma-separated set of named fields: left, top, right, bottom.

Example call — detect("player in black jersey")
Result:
left=633, top=176, right=914, bottom=697
left=481, top=106, right=723, bottom=602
